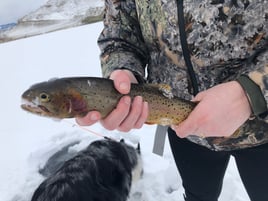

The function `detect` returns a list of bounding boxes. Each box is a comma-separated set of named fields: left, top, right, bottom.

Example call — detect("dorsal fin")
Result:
left=147, top=84, right=174, bottom=99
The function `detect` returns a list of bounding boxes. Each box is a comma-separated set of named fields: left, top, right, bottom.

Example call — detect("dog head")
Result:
left=31, top=138, right=143, bottom=201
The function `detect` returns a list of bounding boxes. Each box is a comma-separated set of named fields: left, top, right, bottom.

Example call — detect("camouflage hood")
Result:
left=97, top=0, right=268, bottom=151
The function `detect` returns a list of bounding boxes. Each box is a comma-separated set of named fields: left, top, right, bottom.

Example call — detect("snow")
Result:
left=0, top=22, right=250, bottom=201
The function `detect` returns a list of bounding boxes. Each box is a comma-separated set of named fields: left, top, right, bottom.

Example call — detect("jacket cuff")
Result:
left=236, top=75, right=268, bottom=118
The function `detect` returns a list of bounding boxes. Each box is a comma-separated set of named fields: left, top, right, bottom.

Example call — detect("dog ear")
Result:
left=120, top=139, right=125, bottom=143
left=136, top=143, right=141, bottom=154
left=104, top=136, right=112, bottom=140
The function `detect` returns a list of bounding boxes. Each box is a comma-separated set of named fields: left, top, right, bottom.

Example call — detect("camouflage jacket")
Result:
left=97, top=0, right=268, bottom=151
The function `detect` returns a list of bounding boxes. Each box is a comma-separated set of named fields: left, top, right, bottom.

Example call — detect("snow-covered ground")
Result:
left=0, top=22, right=250, bottom=201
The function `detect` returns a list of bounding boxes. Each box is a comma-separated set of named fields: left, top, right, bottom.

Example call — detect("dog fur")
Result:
left=31, top=139, right=142, bottom=201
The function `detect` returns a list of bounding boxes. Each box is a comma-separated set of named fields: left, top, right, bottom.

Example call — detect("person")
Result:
left=76, top=0, right=268, bottom=200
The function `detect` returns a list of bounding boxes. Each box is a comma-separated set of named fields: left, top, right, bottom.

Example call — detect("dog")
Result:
left=31, top=138, right=143, bottom=201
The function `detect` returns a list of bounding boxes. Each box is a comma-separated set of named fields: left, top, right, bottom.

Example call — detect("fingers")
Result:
left=192, top=91, right=205, bottom=102
left=100, top=96, right=148, bottom=132
left=75, top=111, right=102, bottom=126
left=172, top=115, right=198, bottom=138
left=110, top=70, right=138, bottom=94
left=118, top=96, right=148, bottom=131
left=100, top=96, right=132, bottom=130
left=76, top=70, right=146, bottom=132
left=134, top=101, right=149, bottom=129
left=172, top=82, right=249, bottom=138
left=172, top=91, right=204, bottom=138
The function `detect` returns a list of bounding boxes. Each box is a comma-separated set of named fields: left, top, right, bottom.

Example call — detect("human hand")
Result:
left=172, top=81, right=252, bottom=138
left=75, top=69, right=149, bottom=132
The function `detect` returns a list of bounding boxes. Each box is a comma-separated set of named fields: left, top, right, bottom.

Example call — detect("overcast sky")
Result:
left=0, top=0, right=47, bottom=25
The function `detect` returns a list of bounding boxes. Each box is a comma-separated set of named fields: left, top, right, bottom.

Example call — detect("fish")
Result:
left=21, top=77, right=196, bottom=126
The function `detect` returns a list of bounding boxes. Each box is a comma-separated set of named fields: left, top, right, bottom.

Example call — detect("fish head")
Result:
left=21, top=80, right=74, bottom=119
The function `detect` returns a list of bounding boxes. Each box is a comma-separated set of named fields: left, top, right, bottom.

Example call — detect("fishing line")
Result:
left=63, top=120, right=138, bottom=143
left=63, top=119, right=108, bottom=139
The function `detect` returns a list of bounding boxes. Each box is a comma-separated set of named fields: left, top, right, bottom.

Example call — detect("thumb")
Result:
left=110, top=70, right=137, bottom=94
left=173, top=118, right=197, bottom=138
left=192, top=91, right=205, bottom=102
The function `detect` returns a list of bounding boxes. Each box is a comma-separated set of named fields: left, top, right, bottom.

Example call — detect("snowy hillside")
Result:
left=0, top=23, right=250, bottom=201
left=0, top=0, right=104, bottom=43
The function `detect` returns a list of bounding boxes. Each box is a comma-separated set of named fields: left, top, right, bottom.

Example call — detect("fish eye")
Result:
left=40, top=93, right=50, bottom=102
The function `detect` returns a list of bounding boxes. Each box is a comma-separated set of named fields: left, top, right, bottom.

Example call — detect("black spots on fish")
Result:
left=175, top=117, right=181, bottom=123
left=94, top=99, right=106, bottom=110
left=83, top=92, right=97, bottom=100
left=83, top=94, right=90, bottom=100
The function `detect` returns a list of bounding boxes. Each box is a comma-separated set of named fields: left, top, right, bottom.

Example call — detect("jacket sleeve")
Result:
left=97, top=0, right=148, bottom=81
left=236, top=39, right=268, bottom=119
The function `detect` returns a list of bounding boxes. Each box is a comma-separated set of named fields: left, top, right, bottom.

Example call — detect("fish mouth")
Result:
left=21, top=98, right=51, bottom=116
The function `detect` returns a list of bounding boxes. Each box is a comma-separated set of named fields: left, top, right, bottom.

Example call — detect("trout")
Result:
left=21, top=77, right=195, bottom=125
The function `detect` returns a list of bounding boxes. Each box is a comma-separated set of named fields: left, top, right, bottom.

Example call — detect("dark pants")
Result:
left=168, top=128, right=268, bottom=201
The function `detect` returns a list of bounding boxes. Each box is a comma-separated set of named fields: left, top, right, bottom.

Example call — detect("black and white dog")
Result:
left=31, top=138, right=143, bottom=201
